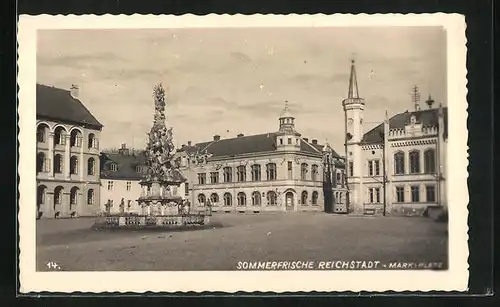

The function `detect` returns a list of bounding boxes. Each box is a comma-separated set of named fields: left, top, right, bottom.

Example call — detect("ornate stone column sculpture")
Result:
left=136, top=83, right=186, bottom=219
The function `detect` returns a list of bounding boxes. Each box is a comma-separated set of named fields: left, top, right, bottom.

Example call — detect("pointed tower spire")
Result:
left=347, top=59, right=360, bottom=99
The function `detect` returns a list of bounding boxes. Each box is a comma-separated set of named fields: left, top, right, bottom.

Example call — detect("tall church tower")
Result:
left=342, top=60, right=365, bottom=213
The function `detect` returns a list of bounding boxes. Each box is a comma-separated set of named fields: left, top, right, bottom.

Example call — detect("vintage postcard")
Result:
left=18, top=14, right=468, bottom=293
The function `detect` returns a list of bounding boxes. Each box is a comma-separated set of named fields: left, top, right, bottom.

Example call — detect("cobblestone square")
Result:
left=36, top=214, right=448, bottom=271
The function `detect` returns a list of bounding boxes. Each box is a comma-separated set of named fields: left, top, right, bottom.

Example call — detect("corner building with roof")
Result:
left=343, top=60, right=448, bottom=216
left=175, top=104, right=348, bottom=213
left=36, top=84, right=103, bottom=219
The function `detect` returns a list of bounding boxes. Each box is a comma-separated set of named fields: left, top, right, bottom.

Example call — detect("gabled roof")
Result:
left=362, top=107, right=448, bottom=144
left=36, top=84, right=103, bottom=129
left=177, top=132, right=341, bottom=159
left=100, top=152, right=146, bottom=180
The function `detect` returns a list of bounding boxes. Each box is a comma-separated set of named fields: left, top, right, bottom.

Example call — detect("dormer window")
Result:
left=136, top=166, right=145, bottom=173
left=109, top=163, right=118, bottom=171
left=410, top=115, right=416, bottom=125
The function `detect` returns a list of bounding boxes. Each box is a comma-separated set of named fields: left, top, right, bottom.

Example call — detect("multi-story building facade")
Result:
left=175, top=105, right=347, bottom=213
left=99, top=144, right=188, bottom=215
left=343, top=60, right=448, bottom=216
left=36, top=84, right=103, bottom=219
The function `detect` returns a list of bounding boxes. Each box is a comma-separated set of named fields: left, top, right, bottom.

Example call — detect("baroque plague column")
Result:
left=137, top=83, right=186, bottom=216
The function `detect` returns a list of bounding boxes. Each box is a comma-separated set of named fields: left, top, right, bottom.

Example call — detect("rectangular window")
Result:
left=349, top=162, right=353, bottom=177
left=107, top=181, right=114, bottom=191
left=223, top=167, right=232, bottom=183
left=336, top=173, right=341, bottom=183
left=198, top=173, right=206, bottom=185
left=426, top=185, right=436, bottom=202
left=210, top=172, right=219, bottom=184
left=311, top=165, right=318, bottom=181
left=368, top=161, right=373, bottom=176
left=374, top=160, right=380, bottom=176
left=411, top=186, right=420, bottom=202
left=287, top=138, right=292, bottom=145
left=184, top=183, right=189, bottom=196
left=126, top=181, right=131, bottom=191
left=279, top=138, right=283, bottom=145
left=396, top=186, right=405, bottom=202
left=237, top=166, right=246, bottom=182
left=287, top=161, right=293, bottom=180
left=369, top=187, right=381, bottom=203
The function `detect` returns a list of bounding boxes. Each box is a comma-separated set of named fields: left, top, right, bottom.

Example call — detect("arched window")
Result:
left=87, top=157, right=95, bottom=175
left=54, top=186, right=63, bottom=205
left=197, top=194, right=206, bottom=206
left=394, top=151, right=405, bottom=175
left=237, top=165, right=246, bottom=182
left=88, top=133, right=97, bottom=149
left=53, top=154, right=63, bottom=173
left=409, top=150, right=420, bottom=174
left=301, top=191, right=308, bottom=205
left=266, top=163, right=277, bottom=180
left=252, top=191, right=261, bottom=206
left=70, top=156, right=79, bottom=175
left=37, top=152, right=46, bottom=173
left=70, top=187, right=79, bottom=208
left=300, top=163, right=308, bottom=180
left=70, top=129, right=82, bottom=147
left=237, top=192, right=246, bottom=207
left=267, top=191, right=277, bottom=205
left=223, top=167, right=232, bottom=183
left=251, top=164, right=261, bottom=181
left=210, top=193, right=219, bottom=204
left=311, top=164, right=318, bottom=181
left=424, top=149, right=436, bottom=173
left=223, top=193, right=232, bottom=207
left=36, top=124, right=48, bottom=143
left=312, top=191, right=319, bottom=205
left=37, top=185, right=47, bottom=205
left=54, top=126, right=67, bottom=146
left=87, top=189, right=95, bottom=204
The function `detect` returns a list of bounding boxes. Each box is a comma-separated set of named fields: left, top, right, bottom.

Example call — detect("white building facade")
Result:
left=36, top=84, right=103, bottom=219
left=343, top=61, right=448, bottom=216
left=175, top=105, right=347, bottom=214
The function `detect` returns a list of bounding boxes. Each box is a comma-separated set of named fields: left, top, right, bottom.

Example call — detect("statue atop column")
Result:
left=143, top=83, right=183, bottom=184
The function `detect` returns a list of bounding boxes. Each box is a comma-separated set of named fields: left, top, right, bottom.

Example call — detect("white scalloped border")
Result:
left=18, top=13, right=469, bottom=293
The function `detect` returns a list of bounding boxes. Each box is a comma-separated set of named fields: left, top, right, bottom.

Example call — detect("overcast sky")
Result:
left=37, top=27, right=447, bottom=152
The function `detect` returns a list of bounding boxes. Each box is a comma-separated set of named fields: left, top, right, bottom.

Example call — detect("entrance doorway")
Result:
left=285, top=192, right=294, bottom=211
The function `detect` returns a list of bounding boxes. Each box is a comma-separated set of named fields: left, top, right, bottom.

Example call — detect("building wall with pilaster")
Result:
left=36, top=119, right=102, bottom=218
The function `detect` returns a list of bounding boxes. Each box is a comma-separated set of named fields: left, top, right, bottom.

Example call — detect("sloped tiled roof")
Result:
left=100, top=152, right=146, bottom=180
left=177, top=132, right=341, bottom=158
left=362, top=107, right=448, bottom=144
left=36, top=84, right=103, bottom=129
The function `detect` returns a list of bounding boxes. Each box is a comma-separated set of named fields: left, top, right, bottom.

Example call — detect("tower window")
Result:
left=287, top=138, right=292, bottom=144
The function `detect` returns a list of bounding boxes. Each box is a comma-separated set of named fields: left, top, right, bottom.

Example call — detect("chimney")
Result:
left=70, top=84, right=79, bottom=98
left=118, top=143, right=130, bottom=155
left=303, top=138, right=309, bottom=142
left=188, top=141, right=192, bottom=146
left=237, top=133, right=244, bottom=138
left=213, top=135, right=221, bottom=141
left=312, top=139, right=318, bottom=145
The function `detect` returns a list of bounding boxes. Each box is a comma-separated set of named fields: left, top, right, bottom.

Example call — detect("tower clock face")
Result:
left=348, top=118, right=354, bottom=125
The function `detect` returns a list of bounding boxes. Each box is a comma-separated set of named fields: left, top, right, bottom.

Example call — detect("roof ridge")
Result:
left=301, top=138, right=322, bottom=153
